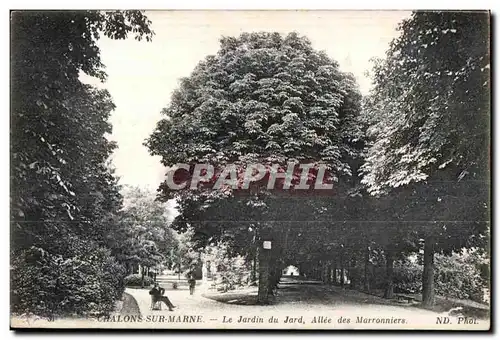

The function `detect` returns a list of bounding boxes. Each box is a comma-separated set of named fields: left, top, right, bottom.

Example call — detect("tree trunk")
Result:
left=268, top=265, right=281, bottom=296
left=326, top=263, right=332, bottom=284
left=268, top=267, right=275, bottom=295
left=332, top=260, right=337, bottom=285
left=350, top=258, right=356, bottom=289
left=322, top=262, right=327, bottom=283
left=364, top=246, right=370, bottom=292
left=251, top=250, right=257, bottom=282
left=257, top=247, right=271, bottom=305
left=267, top=256, right=279, bottom=296
left=141, top=269, right=145, bottom=288
left=383, top=249, right=394, bottom=299
left=340, top=248, right=345, bottom=288
left=340, top=251, right=345, bottom=287
left=422, top=235, right=436, bottom=307
left=178, top=255, right=182, bottom=281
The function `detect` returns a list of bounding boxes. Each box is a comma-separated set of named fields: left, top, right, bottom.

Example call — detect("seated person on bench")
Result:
left=149, top=283, right=176, bottom=311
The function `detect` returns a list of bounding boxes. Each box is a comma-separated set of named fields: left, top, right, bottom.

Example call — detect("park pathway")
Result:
left=124, top=275, right=489, bottom=330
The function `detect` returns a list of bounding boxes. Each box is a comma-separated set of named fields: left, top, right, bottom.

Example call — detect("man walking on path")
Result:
left=149, top=283, right=177, bottom=311
left=188, top=274, right=196, bottom=295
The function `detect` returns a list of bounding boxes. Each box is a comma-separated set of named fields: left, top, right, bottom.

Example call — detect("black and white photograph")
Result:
left=9, top=9, right=491, bottom=330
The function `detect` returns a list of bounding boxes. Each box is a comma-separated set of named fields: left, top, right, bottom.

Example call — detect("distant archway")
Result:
left=282, top=265, right=300, bottom=277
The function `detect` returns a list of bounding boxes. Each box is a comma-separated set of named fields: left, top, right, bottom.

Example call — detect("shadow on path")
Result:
left=203, top=276, right=403, bottom=308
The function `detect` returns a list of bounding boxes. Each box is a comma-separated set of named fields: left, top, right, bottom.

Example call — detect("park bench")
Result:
left=396, top=294, right=419, bottom=304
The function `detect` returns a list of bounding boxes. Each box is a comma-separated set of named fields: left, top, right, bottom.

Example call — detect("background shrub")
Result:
left=380, top=251, right=487, bottom=303
left=393, top=260, right=422, bottom=294
left=123, top=274, right=154, bottom=287
left=434, top=252, right=486, bottom=302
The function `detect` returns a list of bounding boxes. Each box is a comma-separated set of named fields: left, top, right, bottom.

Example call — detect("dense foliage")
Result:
left=11, top=11, right=154, bottom=318
left=361, top=11, right=489, bottom=194
left=12, top=245, right=126, bottom=318
left=204, top=242, right=253, bottom=292
left=114, top=186, right=178, bottom=274
left=146, top=32, right=363, bottom=200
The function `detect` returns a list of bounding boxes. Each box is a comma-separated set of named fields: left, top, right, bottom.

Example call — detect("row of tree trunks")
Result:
left=256, top=233, right=436, bottom=306
left=288, top=236, right=436, bottom=307
left=303, top=247, right=369, bottom=290
left=311, top=255, right=349, bottom=287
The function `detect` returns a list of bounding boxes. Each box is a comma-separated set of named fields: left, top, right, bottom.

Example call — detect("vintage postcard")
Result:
left=10, top=9, right=490, bottom=330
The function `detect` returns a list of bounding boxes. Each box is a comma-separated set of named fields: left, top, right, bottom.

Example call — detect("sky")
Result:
left=82, top=10, right=412, bottom=190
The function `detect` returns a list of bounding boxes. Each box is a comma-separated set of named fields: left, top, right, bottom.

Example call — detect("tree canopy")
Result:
left=146, top=32, right=363, bottom=200
left=361, top=11, right=490, bottom=195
